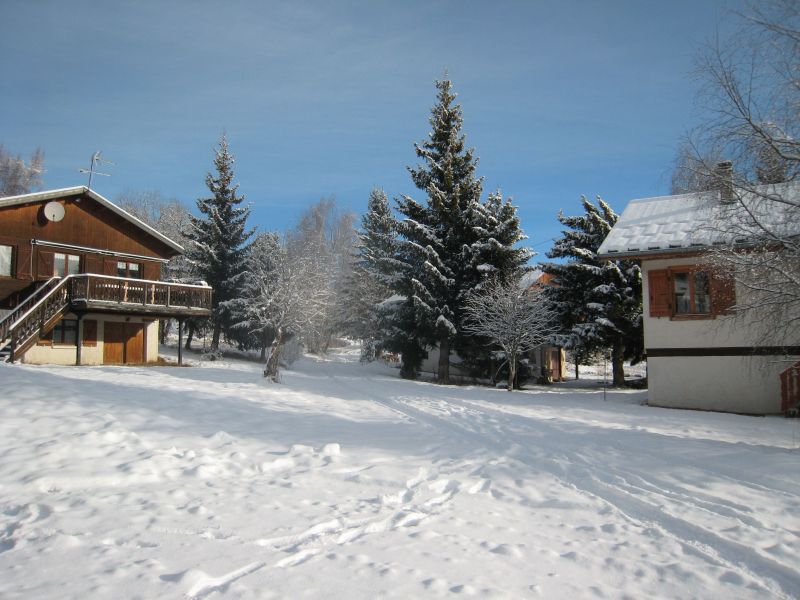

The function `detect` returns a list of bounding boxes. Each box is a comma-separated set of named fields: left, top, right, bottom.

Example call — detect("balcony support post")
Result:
left=75, top=313, right=83, bottom=366
left=177, top=318, right=183, bottom=366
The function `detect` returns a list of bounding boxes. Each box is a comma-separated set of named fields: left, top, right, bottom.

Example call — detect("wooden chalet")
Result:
left=0, top=187, right=211, bottom=365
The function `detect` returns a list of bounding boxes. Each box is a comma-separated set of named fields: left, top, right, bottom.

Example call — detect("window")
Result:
left=673, top=270, right=710, bottom=315
left=41, top=319, right=78, bottom=345
left=648, top=266, right=735, bottom=319
left=117, top=261, right=141, bottom=279
left=0, top=244, right=12, bottom=277
left=54, top=253, right=80, bottom=277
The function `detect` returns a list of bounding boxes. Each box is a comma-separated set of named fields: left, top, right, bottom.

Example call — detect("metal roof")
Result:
left=598, top=183, right=800, bottom=259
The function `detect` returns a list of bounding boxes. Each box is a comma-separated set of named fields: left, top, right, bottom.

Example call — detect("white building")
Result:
left=598, top=182, right=799, bottom=414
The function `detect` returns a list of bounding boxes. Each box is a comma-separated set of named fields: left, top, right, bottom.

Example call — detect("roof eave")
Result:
left=598, top=246, right=708, bottom=260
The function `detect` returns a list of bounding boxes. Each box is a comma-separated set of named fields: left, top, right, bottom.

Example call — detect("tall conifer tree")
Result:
left=542, top=197, right=643, bottom=384
left=339, top=189, right=398, bottom=355
left=395, top=78, right=529, bottom=383
left=187, top=134, right=254, bottom=350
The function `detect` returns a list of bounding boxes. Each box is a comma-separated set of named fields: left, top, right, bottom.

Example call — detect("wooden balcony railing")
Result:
left=69, top=274, right=212, bottom=313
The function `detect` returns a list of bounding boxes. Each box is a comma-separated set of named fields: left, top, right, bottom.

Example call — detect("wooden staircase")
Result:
left=0, top=276, right=71, bottom=362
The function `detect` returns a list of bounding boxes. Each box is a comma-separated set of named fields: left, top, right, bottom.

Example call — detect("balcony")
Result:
left=69, top=274, right=212, bottom=317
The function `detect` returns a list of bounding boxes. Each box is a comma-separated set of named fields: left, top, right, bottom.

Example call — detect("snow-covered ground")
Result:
left=1, top=346, right=799, bottom=599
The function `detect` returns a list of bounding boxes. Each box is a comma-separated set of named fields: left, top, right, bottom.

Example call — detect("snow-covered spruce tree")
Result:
left=395, top=79, right=530, bottom=383
left=456, top=189, right=532, bottom=374
left=339, top=188, right=400, bottom=360
left=543, top=196, right=643, bottom=385
left=186, top=135, right=255, bottom=350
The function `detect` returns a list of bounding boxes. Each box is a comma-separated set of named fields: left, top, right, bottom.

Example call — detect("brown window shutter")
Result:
left=143, top=261, right=161, bottom=281
left=85, top=254, right=103, bottom=274
left=16, top=244, right=32, bottom=279
left=648, top=269, right=671, bottom=317
left=103, top=259, right=117, bottom=275
left=37, top=250, right=54, bottom=278
left=711, top=273, right=736, bottom=315
left=83, top=319, right=98, bottom=346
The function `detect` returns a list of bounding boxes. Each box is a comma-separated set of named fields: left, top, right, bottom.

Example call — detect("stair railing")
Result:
left=0, top=277, right=61, bottom=347
left=3, top=276, right=74, bottom=359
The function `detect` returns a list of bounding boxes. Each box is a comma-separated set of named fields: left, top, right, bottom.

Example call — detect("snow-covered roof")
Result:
left=519, top=269, right=543, bottom=289
left=597, top=183, right=800, bottom=258
left=0, top=186, right=184, bottom=254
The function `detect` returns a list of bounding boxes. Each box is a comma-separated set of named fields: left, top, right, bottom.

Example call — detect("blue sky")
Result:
left=1, top=0, right=741, bottom=256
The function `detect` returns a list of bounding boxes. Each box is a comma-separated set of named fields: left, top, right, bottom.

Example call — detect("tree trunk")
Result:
left=321, top=332, right=332, bottom=355
left=160, top=319, right=172, bottom=344
left=437, top=335, right=450, bottom=384
left=400, top=357, right=417, bottom=379
left=211, top=322, right=222, bottom=350
left=507, top=352, right=516, bottom=392
left=184, top=322, right=195, bottom=350
left=575, top=357, right=579, bottom=380
left=264, top=328, right=283, bottom=382
left=611, top=341, right=626, bottom=386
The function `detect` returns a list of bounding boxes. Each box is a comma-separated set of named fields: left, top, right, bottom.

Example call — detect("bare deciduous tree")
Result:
left=685, top=0, right=800, bottom=342
left=258, top=246, right=322, bottom=382
left=463, top=278, right=559, bottom=391
left=286, top=197, right=356, bottom=354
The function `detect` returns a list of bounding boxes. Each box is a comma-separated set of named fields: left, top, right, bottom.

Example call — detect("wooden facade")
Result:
left=0, top=187, right=211, bottom=365
left=0, top=190, right=177, bottom=309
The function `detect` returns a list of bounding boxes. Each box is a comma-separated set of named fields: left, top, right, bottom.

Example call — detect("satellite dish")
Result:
left=43, top=201, right=65, bottom=222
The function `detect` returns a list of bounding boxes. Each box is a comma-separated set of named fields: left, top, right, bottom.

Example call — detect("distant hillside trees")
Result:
left=543, top=197, right=643, bottom=385
left=0, top=145, right=44, bottom=196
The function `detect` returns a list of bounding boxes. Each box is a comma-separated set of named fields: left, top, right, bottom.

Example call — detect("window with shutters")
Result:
left=648, top=266, right=735, bottom=319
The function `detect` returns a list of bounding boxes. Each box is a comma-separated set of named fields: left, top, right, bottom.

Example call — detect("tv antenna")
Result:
left=79, top=151, right=114, bottom=189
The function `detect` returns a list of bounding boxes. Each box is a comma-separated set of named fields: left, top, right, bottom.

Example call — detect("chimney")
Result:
left=714, top=161, right=734, bottom=203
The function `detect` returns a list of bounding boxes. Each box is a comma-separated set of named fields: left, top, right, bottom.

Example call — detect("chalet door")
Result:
left=125, top=323, right=145, bottom=364
left=103, top=322, right=145, bottom=364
